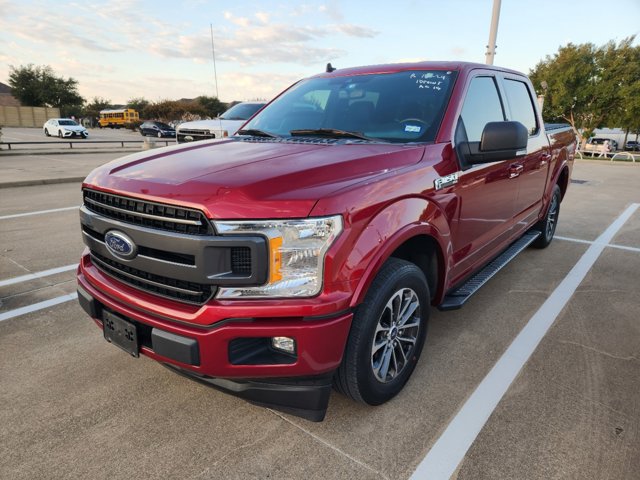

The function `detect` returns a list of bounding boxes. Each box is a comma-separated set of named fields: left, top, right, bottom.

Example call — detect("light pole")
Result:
left=485, top=0, right=502, bottom=65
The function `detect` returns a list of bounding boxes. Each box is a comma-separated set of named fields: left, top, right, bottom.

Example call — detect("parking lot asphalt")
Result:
left=0, top=153, right=638, bottom=479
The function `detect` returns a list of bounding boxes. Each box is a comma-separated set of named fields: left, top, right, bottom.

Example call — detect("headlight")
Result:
left=213, top=215, right=343, bottom=298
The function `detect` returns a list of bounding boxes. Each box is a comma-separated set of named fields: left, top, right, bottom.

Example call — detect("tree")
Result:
left=127, top=97, right=150, bottom=114
left=529, top=37, right=640, bottom=147
left=83, top=97, right=112, bottom=126
left=8, top=64, right=84, bottom=115
left=142, top=100, right=208, bottom=122
left=195, top=96, right=226, bottom=118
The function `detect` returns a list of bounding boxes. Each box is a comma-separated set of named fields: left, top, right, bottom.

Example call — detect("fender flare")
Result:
left=346, top=197, right=451, bottom=308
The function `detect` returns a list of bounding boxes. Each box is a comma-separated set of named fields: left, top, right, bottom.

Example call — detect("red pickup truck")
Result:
left=77, top=62, right=576, bottom=421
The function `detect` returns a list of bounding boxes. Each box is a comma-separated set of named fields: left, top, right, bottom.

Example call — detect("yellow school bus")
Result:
left=98, top=108, right=140, bottom=128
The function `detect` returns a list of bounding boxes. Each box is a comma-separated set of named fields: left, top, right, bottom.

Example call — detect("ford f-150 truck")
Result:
left=77, top=62, right=576, bottom=421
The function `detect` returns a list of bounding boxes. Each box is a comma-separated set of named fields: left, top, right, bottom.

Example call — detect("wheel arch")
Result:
left=346, top=198, right=451, bottom=309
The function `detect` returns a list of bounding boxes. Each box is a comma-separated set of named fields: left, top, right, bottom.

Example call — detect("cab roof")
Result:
left=312, top=61, right=526, bottom=79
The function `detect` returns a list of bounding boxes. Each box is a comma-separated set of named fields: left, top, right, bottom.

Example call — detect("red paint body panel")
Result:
left=78, top=61, right=576, bottom=381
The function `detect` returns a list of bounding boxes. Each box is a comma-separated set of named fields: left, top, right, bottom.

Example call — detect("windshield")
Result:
left=242, top=70, right=457, bottom=143
left=58, top=119, right=78, bottom=126
left=220, top=103, right=265, bottom=120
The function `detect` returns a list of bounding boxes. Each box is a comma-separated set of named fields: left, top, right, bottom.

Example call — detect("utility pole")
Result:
left=485, top=0, right=502, bottom=65
left=210, top=24, right=220, bottom=99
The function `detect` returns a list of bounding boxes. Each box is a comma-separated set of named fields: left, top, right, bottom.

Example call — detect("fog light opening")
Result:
left=272, top=336, right=296, bottom=354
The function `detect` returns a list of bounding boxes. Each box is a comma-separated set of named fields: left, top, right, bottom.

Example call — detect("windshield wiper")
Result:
left=236, top=128, right=279, bottom=138
left=289, top=128, right=377, bottom=141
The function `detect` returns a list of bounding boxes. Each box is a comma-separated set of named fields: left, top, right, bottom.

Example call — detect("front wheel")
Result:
left=58, top=130, right=63, bottom=138
left=532, top=184, right=561, bottom=249
left=334, top=258, right=429, bottom=405
left=157, top=131, right=162, bottom=138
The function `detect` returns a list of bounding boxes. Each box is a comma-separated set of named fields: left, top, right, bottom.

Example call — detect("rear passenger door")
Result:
left=499, top=76, right=550, bottom=233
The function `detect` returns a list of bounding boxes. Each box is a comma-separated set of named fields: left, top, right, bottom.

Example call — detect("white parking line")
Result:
left=0, top=292, right=78, bottom=323
left=0, top=206, right=79, bottom=220
left=556, top=235, right=640, bottom=253
left=0, top=264, right=78, bottom=287
left=410, top=203, right=639, bottom=480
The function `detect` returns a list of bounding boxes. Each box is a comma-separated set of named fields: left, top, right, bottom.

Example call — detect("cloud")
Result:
left=255, top=12, right=270, bottom=24
left=318, top=4, right=344, bottom=22
left=333, top=24, right=378, bottom=38
left=218, top=71, right=302, bottom=101
left=161, top=25, right=344, bottom=66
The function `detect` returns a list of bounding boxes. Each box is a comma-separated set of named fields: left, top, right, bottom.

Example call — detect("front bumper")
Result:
left=63, top=131, right=88, bottom=138
left=77, top=258, right=353, bottom=420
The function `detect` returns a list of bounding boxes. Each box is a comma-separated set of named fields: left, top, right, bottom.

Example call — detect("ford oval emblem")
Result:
left=104, top=230, right=137, bottom=260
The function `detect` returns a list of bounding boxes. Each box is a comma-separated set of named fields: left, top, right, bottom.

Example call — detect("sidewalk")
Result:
left=0, top=150, right=127, bottom=188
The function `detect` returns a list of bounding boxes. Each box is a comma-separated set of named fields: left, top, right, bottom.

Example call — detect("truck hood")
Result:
left=83, top=138, right=426, bottom=219
left=177, top=119, right=245, bottom=135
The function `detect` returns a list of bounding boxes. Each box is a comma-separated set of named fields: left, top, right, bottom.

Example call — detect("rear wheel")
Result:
left=157, top=131, right=162, bottom=138
left=532, top=184, right=561, bottom=248
left=335, top=258, right=429, bottom=405
left=44, top=128, right=50, bottom=137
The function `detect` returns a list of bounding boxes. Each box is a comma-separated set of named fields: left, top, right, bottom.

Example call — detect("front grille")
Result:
left=83, top=189, right=212, bottom=235
left=90, top=252, right=215, bottom=305
left=176, top=129, right=217, bottom=143
left=231, top=247, right=252, bottom=274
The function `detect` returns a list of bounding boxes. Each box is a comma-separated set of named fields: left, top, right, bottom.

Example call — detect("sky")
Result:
left=1, top=0, right=639, bottom=105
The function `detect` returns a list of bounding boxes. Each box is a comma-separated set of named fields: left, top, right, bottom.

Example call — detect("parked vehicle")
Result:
left=176, top=102, right=265, bottom=143
left=139, top=121, right=176, bottom=138
left=99, top=108, right=140, bottom=129
left=77, top=62, right=576, bottom=421
left=624, top=140, right=640, bottom=152
left=585, top=137, right=618, bottom=153
left=43, top=118, right=88, bottom=138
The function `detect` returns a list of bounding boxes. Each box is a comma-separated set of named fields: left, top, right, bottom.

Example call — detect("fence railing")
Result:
left=575, top=149, right=638, bottom=162
left=0, top=140, right=176, bottom=151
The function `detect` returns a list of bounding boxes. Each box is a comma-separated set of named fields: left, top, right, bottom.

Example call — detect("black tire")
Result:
left=157, top=131, right=162, bottom=138
left=335, top=258, right=430, bottom=405
left=58, top=130, right=63, bottom=138
left=532, top=184, right=561, bottom=249
left=44, top=128, right=50, bottom=137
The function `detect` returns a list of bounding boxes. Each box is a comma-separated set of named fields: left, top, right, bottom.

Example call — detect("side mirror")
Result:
left=468, top=121, right=528, bottom=163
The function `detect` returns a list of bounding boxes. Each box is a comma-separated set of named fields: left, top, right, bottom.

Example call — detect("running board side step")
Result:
left=439, top=231, right=542, bottom=311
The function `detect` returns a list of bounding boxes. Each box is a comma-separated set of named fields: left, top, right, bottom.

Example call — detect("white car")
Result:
left=176, top=102, right=265, bottom=143
left=43, top=118, right=89, bottom=139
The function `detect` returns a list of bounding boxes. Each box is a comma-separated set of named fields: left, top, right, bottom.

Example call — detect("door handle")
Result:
left=540, top=153, right=552, bottom=167
left=509, top=164, right=524, bottom=178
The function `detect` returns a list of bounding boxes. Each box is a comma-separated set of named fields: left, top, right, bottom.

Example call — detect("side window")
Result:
left=504, top=79, right=538, bottom=135
left=459, top=76, right=504, bottom=142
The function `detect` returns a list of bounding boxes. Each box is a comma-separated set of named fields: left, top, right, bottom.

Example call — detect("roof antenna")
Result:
left=326, top=63, right=336, bottom=73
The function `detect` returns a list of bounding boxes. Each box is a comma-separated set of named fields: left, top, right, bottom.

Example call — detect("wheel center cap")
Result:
left=389, top=326, right=399, bottom=340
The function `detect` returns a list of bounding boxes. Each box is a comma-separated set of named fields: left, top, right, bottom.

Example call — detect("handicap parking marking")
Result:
left=410, top=203, right=639, bottom=480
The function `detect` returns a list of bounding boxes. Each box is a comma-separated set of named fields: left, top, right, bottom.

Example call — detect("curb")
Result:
left=0, top=148, right=139, bottom=157
left=0, top=177, right=86, bottom=189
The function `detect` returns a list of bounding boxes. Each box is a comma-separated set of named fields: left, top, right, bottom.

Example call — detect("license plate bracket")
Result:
left=103, top=310, right=139, bottom=357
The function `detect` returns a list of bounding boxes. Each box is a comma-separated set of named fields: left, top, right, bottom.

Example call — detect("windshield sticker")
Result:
left=404, top=125, right=422, bottom=133
left=410, top=72, right=449, bottom=90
